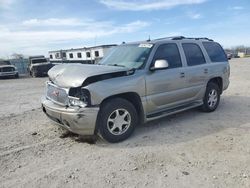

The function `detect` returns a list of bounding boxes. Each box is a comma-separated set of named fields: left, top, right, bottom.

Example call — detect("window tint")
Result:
left=86, top=52, right=91, bottom=58
left=182, top=43, right=206, bottom=66
left=69, top=53, right=73, bottom=58
left=153, top=43, right=182, bottom=68
left=77, top=52, right=82, bottom=58
left=203, top=42, right=227, bottom=62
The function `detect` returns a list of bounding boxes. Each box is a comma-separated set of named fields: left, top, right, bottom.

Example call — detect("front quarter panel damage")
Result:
left=85, top=71, right=146, bottom=106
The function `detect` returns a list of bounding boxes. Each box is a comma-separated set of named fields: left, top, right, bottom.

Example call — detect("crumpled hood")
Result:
left=48, top=63, right=129, bottom=88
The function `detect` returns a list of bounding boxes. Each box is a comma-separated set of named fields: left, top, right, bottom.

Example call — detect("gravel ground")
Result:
left=0, top=58, right=250, bottom=188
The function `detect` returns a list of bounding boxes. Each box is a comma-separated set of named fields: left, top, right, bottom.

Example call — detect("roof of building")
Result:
left=49, top=44, right=117, bottom=53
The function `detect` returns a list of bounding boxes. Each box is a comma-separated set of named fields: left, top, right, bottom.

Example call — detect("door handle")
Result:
left=180, top=72, right=185, bottom=78
left=204, top=69, right=208, bottom=74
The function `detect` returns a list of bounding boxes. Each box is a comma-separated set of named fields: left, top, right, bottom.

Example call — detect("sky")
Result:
left=0, top=0, right=249, bottom=58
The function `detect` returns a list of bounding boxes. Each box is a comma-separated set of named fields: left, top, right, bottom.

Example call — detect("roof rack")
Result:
left=153, top=36, right=185, bottom=41
left=184, top=37, right=214, bottom=41
left=153, top=36, right=213, bottom=42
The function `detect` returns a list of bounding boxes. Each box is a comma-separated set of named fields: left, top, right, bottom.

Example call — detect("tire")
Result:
left=201, top=82, right=220, bottom=112
left=97, top=98, right=138, bottom=143
left=31, top=70, right=38, bottom=77
left=15, top=73, right=19, bottom=78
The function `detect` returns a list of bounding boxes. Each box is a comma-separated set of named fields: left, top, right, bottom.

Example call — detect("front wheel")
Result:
left=201, top=82, right=220, bottom=112
left=97, top=98, right=138, bottom=143
left=31, top=70, right=38, bottom=77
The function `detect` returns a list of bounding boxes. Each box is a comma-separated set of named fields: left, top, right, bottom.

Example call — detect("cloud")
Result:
left=22, top=18, right=86, bottom=27
left=231, top=6, right=244, bottom=10
left=0, top=18, right=150, bottom=57
left=0, top=0, right=16, bottom=9
left=187, top=12, right=202, bottom=19
left=99, top=0, right=207, bottom=11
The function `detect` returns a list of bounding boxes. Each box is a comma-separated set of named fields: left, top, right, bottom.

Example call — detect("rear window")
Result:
left=182, top=43, right=206, bottom=66
left=32, top=59, right=47, bottom=64
left=203, top=42, right=227, bottom=62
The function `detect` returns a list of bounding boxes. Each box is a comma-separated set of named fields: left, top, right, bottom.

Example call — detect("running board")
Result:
left=146, top=101, right=203, bottom=121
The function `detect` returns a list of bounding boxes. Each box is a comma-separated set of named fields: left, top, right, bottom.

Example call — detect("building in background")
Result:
left=49, top=44, right=117, bottom=64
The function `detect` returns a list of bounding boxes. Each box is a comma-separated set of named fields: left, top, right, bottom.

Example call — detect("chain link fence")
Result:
left=9, top=59, right=28, bottom=75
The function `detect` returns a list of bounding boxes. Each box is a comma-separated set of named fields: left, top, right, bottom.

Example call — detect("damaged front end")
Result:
left=42, top=81, right=99, bottom=135
left=42, top=63, right=133, bottom=136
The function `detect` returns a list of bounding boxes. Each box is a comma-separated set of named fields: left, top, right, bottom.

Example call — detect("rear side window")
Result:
left=153, top=43, right=182, bottom=69
left=203, top=42, right=227, bottom=62
left=182, top=43, right=206, bottom=66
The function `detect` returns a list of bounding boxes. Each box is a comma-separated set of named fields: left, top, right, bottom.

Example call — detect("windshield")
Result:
left=99, top=44, right=153, bottom=69
left=32, top=59, right=48, bottom=64
left=0, top=61, right=11, bottom=66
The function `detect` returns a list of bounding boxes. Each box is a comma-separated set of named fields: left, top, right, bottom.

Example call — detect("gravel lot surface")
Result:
left=0, top=58, right=250, bottom=188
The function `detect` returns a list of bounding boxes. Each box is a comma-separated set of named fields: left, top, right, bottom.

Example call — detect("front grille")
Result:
left=46, top=83, right=69, bottom=106
left=1, top=67, right=15, bottom=72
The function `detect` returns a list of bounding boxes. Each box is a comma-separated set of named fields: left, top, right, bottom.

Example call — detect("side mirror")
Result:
left=150, top=59, right=169, bottom=71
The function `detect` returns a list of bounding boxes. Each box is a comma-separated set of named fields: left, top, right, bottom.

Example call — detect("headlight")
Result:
left=68, top=88, right=90, bottom=107
left=68, top=96, right=87, bottom=108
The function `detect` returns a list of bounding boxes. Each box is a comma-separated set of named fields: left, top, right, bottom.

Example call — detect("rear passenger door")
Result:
left=181, top=43, right=209, bottom=101
left=145, top=43, right=188, bottom=114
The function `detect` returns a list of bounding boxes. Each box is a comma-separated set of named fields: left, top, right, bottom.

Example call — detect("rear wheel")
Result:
left=201, top=82, right=220, bottom=112
left=97, top=98, right=138, bottom=143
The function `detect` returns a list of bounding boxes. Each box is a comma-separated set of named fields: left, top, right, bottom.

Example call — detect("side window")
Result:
left=182, top=43, right=206, bottom=66
left=153, top=43, right=182, bottom=68
left=69, top=53, right=73, bottom=58
left=62, top=52, right=66, bottom=58
left=86, top=52, right=91, bottom=58
left=77, top=52, right=82, bottom=58
left=49, top=54, right=53, bottom=59
left=203, top=42, right=227, bottom=62
left=95, top=51, right=99, bottom=57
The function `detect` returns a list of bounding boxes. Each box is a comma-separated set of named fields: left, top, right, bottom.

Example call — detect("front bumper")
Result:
left=41, top=97, right=99, bottom=135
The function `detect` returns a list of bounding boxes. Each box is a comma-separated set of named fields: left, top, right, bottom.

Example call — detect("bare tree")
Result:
left=11, top=53, right=24, bottom=59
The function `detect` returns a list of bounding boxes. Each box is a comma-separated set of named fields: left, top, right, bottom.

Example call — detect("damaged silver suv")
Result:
left=42, top=36, right=230, bottom=143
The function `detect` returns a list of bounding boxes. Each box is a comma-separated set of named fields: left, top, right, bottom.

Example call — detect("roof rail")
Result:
left=153, top=36, right=185, bottom=41
left=171, top=36, right=185, bottom=40
left=152, top=36, right=214, bottom=42
left=180, top=37, right=214, bottom=41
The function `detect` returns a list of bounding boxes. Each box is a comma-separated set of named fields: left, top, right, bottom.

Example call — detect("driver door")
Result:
left=145, top=43, right=189, bottom=115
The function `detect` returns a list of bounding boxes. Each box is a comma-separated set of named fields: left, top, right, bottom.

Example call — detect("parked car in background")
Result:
left=227, top=53, right=232, bottom=60
left=0, top=60, right=19, bottom=78
left=42, top=36, right=230, bottom=143
left=28, top=56, right=54, bottom=77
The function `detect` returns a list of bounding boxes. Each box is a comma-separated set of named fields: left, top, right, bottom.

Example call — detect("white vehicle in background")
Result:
left=0, top=60, right=19, bottom=78
left=28, top=56, right=54, bottom=77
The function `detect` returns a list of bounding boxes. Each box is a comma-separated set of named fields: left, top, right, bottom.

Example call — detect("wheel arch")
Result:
left=95, top=92, right=145, bottom=134
left=207, top=77, right=223, bottom=94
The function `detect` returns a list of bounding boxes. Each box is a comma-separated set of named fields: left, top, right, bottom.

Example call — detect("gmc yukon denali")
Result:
left=42, top=36, right=230, bottom=143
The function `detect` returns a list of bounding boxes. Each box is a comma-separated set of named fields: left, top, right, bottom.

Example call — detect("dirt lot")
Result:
left=0, top=58, right=250, bottom=188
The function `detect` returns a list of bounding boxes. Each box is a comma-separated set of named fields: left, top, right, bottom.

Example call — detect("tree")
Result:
left=11, top=53, right=24, bottom=59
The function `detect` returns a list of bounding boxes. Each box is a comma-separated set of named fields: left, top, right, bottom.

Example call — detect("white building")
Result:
left=49, top=44, right=116, bottom=64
